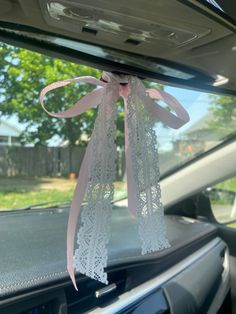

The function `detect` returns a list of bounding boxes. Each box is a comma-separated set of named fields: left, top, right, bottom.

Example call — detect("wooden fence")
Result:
left=0, top=146, right=125, bottom=179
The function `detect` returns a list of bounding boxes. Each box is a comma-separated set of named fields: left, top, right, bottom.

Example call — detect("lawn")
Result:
left=0, top=177, right=127, bottom=210
left=211, top=177, right=236, bottom=206
left=215, top=177, right=236, bottom=192
left=227, top=222, right=236, bottom=228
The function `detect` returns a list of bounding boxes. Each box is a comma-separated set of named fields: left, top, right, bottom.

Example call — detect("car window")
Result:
left=207, top=177, right=236, bottom=226
left=0, top=41, right=235, bottom=210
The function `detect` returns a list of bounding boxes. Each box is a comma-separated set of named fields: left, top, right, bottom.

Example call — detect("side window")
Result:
left=207, top=177, right=236, bottom=226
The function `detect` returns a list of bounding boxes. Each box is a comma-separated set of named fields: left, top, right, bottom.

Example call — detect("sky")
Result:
left=155, top=85, right=211, bottom=151
left=165, top=85, right=210, bottom=131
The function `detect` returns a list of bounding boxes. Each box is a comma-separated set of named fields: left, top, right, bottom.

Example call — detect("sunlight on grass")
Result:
left=0, top=189, right=74, bottom=210
left=215, top=177, right=236, bottom=192
left=0, top=178, right=127, bottom=210
left=227, top=222, right=236, bottom=229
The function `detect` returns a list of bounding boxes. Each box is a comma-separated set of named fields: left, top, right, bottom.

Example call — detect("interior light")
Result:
left=41, top=1, right=208, bottom=46
left=213, top=75, right=229, bottom=86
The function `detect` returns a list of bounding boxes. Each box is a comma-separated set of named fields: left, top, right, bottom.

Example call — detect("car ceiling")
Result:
left=0, top=0, right=236, bottom=93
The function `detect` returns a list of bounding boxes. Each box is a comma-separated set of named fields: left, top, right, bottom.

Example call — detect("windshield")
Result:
left=0, top=42, right=235, bottom=210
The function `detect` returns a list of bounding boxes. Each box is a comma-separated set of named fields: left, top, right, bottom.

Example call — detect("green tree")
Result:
left=0, top=43, right=164, bottom=147
left=0, top=43, right=101, bottom=147
left=0, top=42, right=164, bottom=171
left=209, top=95, right=236, bottom=137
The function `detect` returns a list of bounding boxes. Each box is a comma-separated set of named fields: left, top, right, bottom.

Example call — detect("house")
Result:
left=175, top=112, right=221, bottom=155
left=184, top=113, right=220, bottom=148
left=0, top=119, right=21, bottom=146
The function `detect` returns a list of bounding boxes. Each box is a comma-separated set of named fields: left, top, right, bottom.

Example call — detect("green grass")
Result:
left=215, top=177, right=236, bottom=192
left=227, top=222, right=236, bottom=228
left=0, top=178, right=127, bottom=210
left=210, top=177, right=236, bottom=206
left=0, top=189, right=74, bottom=210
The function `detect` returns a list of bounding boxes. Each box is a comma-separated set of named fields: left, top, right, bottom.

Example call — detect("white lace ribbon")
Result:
left=125, top=77, right=170, bottom=253
left=40, top=72, right=190, bottom=290
left=74, top=84, right=118, bottom=284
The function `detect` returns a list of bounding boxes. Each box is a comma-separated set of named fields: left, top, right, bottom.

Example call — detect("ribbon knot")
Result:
left=119, top=83, right=130, bottom=98
left=40, top=71, right=189, bottom=290
left=101, top=72, right=131, bottom=98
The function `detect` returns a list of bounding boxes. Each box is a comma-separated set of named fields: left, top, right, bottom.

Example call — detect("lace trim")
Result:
left=126, top=77, right=170, bottom=254
left=74, top=75, right=170, bottom=284
left=73, top=85, right=117, bottom=284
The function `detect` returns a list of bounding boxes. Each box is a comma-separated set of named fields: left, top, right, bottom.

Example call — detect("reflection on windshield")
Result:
left=0, top=42, right=235, bottom=210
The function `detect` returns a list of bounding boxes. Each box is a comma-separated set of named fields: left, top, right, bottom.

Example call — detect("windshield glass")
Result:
left=0, top=42, right=235, bottom=210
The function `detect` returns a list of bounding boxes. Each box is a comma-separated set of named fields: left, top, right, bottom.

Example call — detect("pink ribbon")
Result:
left=40, top=72, right=189, bottom=290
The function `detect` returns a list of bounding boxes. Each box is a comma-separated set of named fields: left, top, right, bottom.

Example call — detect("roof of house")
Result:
left=184, top=112, right=214, bottom=135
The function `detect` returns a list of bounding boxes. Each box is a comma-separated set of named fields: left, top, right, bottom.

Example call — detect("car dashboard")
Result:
left=0, top=206, right=230, bottom=314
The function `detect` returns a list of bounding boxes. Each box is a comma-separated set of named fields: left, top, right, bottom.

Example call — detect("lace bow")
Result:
left=40, top=72, right=189, bottom=290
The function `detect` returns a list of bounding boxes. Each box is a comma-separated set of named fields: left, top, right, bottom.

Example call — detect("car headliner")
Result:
left=0, top=0, right=236, bottom=95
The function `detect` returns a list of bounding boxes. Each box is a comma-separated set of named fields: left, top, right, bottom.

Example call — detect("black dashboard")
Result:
left=0, top=206, right=229, bottom=314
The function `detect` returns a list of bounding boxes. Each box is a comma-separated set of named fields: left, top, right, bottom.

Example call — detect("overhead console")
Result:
left=0, top=0, right=236, bottom=92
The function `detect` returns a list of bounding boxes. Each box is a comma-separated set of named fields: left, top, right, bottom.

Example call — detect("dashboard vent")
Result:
left=65, top=270, right=126, bottom=313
